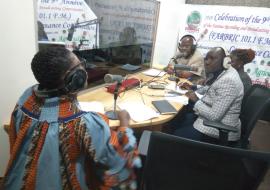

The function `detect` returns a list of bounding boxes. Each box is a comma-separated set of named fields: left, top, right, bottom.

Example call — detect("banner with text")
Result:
left=177, top=4, right=270, bottom=87
left=37, top=0, right=99, bottom=50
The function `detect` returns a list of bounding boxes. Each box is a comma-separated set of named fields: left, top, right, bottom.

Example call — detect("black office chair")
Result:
left=203, top=84, right=270, bottom=148
left=139, top=131, right=270, bottom=190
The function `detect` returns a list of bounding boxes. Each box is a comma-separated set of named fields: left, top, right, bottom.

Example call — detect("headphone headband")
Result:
left=180, top=34, right=197, bottom=46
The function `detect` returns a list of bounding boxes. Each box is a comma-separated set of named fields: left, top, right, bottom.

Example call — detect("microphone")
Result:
left=67, top=19, right=79, bottom=41
left=104, top=74, right=124, bottom=83
left=104, top=74, right=124, bottom=120
left=67, top=24, right=75, bottom=41
left=174, top=64, right=198, bottom=71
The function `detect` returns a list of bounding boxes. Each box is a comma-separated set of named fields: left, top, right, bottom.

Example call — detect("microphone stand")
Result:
left=105, top=81, right=122, bottom=120
left=168, top=58, right=178, bottom=81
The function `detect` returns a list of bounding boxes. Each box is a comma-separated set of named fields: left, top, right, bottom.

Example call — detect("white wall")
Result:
left=0, top=0, right=185, bottom=176
left=152, top=0, right=185, bottom=68
left=0, top=1, right=37, bottom=176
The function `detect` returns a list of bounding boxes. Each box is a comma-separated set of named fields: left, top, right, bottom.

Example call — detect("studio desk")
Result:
left=78, top=70, right=188, bottom=132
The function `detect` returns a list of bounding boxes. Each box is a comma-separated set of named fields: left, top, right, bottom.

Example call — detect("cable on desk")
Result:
left=141, top=70, right=165, bottom=87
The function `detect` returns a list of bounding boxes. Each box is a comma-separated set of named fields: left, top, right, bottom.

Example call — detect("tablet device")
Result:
left=152, top=100, right=177, bottom=115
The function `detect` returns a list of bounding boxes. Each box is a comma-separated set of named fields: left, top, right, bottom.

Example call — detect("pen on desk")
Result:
left=167, top=91, right=183, bottom=96
left=138, top=89, right=146, bottom=105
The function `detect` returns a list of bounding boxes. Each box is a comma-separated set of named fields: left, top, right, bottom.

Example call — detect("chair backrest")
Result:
left=240, top=84, right=270, bottom=147
left=141, top=131, right=270, bottom=190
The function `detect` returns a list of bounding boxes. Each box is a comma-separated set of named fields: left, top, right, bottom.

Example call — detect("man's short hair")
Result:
left=31, top=47, right=72, bottom=89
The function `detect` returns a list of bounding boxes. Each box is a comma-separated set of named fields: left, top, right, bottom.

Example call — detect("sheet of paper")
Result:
left=166, top=83, right=188, bottom=94
left=165, top=94, right=189, bottom=105
left=142, top=68, right=166, bottom=77
left=78, top=101, right=105, bottom=114
left=118, top=101, right=160, bottom=122
left=195, top=91, right=204, bottom=99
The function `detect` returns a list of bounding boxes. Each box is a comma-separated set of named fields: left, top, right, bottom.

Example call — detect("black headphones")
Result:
left=62, top=64, right=88, bottom=94
left=34, top=63, right=88, bottom=98
left=179, top=34, right=197, bottom=52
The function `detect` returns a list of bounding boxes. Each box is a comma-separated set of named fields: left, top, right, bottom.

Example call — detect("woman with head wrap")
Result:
left=230, top=49, right=255, bottom=93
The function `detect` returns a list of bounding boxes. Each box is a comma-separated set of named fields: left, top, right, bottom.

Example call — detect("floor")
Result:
left=250, top=120, right=270, bottom=190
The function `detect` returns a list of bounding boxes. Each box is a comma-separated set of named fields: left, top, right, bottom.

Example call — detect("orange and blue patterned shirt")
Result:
left=3, top=85, right=141, bottom=190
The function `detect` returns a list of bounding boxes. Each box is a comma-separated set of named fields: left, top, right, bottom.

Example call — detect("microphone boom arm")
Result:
left=67, top=19, right=99, bottom=42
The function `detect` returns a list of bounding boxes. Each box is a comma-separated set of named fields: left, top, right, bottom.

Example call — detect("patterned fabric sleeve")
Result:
left=196, top=85, right=209, bottom=95
left=80, top=112, right=141, bottom=190
left=8, top=105, right=19, bottom=153
left=194, top=78, right=239, bottom=121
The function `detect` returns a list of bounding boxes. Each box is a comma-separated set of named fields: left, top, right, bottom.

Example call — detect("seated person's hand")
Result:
left=185, top=90, right=199, bottom=103
left=165, top=63, right=174, bottom=75
left=117, top=110, right=130, bottom=126
left=179, top=82, right=193, bottom=90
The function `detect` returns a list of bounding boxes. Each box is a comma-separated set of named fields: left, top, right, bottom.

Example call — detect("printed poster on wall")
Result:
left=37, top=0, right=99, bottom=50
left=177, top=4, right=270, bottom=87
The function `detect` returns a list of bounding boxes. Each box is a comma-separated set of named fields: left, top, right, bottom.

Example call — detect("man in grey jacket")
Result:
left=173, top=47, right=244, bottom=143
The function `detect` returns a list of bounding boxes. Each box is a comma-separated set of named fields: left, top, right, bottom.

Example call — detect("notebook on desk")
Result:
left=152, top=100, right=177, bottom=115
left=120, top=63, right=141, bottom=71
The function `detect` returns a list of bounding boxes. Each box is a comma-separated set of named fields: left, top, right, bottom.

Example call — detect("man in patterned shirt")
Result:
left=173, top=47, right=244, bottom=143
left=2, top=47, right=141, bottom=190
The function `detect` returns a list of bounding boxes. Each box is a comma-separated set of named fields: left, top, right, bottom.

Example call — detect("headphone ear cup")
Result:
left=64, top=68, right=88, bottom=93
left=192, top=44, right=197, bottom=51
left=223, top=56, right=232, bottom=69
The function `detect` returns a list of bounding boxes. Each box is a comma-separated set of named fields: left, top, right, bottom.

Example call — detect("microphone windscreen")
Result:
left=104, top=74, right=123, bottom=83
left=67, top=25, right=75, bottom=41
left=174, top=64, right=192, bottom=71
left=174, top=64, right=198, bottom=71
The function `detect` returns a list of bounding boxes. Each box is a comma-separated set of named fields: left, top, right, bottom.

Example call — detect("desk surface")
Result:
left=78, top=71, right=187, bottom=128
